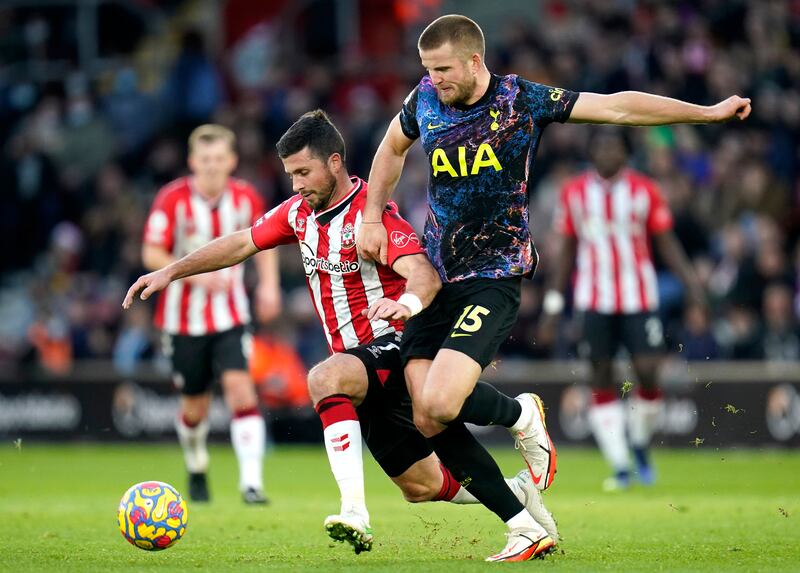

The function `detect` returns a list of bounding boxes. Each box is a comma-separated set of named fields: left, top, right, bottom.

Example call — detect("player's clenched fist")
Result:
left=357, top=221, right=388, bottom=265
left=122, top=269, right=172, bottom=309
left=709, top=95, right=751, bottom=122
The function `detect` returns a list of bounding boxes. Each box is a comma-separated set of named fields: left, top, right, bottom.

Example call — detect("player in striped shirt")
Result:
left=124, top=110, right=558, bottom=554
left=541, top=126, right=705, bottom=490
left=141, top=125, right=281, bottom=504
left=357, top=14, right=749, bottom=561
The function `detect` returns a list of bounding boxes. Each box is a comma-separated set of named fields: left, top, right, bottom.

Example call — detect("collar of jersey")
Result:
left=312, top=176, right=363, bottom=227
left=590, top=168, right=630, bottom=190
left=188, top=175, right=228, bottom=207
left=450, top=73, right=500, bottom=111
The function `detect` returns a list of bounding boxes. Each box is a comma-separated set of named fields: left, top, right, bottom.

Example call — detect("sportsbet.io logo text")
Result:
left=300, top=241, right=360, bottom=277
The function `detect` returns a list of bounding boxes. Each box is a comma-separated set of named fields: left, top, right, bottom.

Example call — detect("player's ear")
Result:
left=327, top=153, right=343, bottom=174
left=470, top=52, right=481, bottom=74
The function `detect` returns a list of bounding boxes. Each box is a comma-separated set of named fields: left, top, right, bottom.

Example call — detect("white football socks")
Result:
left=628, top=395, right=664, bottom=449
left=588, top=400, right=630, bottom=472
left=175, top=415, right=210, bottom=474
left=230, top=414, right=266, bottom=492
left=323, top=420, right=368, bottom=519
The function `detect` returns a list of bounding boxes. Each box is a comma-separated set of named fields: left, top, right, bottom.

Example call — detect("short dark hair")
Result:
left=588, top=125, right=633, bottom=156
left=276, top=109, right=346, bottom=162
left=418, top=14, right=485, bottom=58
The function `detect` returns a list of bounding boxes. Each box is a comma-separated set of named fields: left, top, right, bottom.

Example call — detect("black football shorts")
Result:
left=578, top=311, right=666, bottom=361
left=400, top=277, right=522, bottom=369
left=162, top=326, right=251, bottom=395
left=342, top=331, right=433, bottom=477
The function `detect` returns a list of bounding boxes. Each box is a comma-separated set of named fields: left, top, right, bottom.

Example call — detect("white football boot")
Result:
left=510, top=393, right=557, bottom=490
left=324, top=511, right=373, bottom=554
left=514, top=469, right=559, bottom=540
left=485, top=527, right=555, bottom=562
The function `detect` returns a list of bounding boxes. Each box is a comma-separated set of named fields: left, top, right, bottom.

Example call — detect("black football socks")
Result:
left=457, top=381, right=522, bottom=427
left=428, top=422, right=524, bottom=522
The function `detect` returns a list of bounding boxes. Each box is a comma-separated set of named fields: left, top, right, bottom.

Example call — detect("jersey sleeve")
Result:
left=143, top=187, right=177, bottom=251
left=250, top=198, right=299, bottom=250
left=518, top=78, right=579, bottom=127
left=555, top=184, right=577, bottom=237
left=381, top=202, right=424, bottom=267
left=646, top=181, right=674, bottom=234
left=398, top=86, right=421, bottom=140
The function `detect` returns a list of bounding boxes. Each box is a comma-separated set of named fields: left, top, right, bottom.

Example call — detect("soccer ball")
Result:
left=117, top=481, right=188, bottom=550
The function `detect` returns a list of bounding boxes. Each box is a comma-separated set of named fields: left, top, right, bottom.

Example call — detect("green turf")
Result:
left=0, top=443, right=797, bottom=572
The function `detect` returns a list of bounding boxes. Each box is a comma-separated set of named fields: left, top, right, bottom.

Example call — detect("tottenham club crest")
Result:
left=341, top=222, right=356, bottom=250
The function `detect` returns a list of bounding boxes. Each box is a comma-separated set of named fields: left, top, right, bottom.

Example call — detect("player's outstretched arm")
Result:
left=363, top=254, right=442, bottom=322
left=358, top=115, right=415, bottom=265
left=122, top=229, right=259, bottom=309
left=568, top=92, right=751, bottom=126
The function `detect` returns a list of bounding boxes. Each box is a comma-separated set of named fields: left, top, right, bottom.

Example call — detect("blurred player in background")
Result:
left=358, top=13, right=750, bottom=561
left=141, top=125, right=280, bottom=504
left=539, top=126, right=705, bottom=491
left=125, top=110, right=557, bottom=554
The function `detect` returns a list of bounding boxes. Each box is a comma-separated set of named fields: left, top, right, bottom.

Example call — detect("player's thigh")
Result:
left=440, top=277, right=522, bottom=369
left=622, top=313, right=665, bottom=357
left=400, top=290, right=456, bottom=365
left=404, top=358, right=432, bottom=406
left=578, top=312, right=619, bottom=364
left=212, top=327, right=257, bottom=409
left=421, top=349, right=482, bottom=421
left=163, top=331, right=214, bottom=396
left=390, top=453, right=443, bottom=502
left=308, top=352, right=370, bottom=406
left=355, top=340, right=434, bottom=479
left=624, top=314, right=665, bottom=388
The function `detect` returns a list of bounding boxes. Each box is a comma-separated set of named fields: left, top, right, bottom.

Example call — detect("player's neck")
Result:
left=316, top=172, right=354, bottom=213
left=191, top=176, right=226, bottom=202
left=594, top=167, right=626, bottom=183
left=464, top=67, right=492, bottom=106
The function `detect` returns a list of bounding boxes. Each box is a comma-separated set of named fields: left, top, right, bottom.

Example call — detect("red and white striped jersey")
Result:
left=556, top=169, right=673, bottom=314
left=144, top=176, right=266, bottom=335
left=251, top=176, right=423, bottom=353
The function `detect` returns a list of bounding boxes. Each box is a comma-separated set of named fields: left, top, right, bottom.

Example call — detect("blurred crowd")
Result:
left=2, top=0, right=799, bottom=377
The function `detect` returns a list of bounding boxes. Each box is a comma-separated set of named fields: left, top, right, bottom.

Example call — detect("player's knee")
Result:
left=222, top=372, right=257, bottom=410
left=308, top=357, right=365, bottom=405
left=420, top=394, right=461, bottom=425
left=181, top=397, right=209, bottom=423
left=307, top=362, right=343, bottom=403
left=413, top=411, right=445, bottom=438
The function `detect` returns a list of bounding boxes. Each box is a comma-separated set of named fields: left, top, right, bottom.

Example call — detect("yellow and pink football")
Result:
left=117, top=481, right=188, bottom=550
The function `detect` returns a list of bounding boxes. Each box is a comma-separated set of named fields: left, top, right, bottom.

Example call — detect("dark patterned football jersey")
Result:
left=399, top=74, right=578, bottom=282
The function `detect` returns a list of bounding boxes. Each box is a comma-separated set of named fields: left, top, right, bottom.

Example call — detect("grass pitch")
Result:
left=0, top=443, right=797, bottom=572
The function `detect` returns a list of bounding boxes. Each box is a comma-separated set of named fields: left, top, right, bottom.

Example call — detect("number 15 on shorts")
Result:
left=451, top=305, right=491, bottom=338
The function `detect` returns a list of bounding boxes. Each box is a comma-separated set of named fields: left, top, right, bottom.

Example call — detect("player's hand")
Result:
left=357, top=221, right=388, bottom=265
left=122, top=269, right=172, bottom=309
left=708, top=95, right=751, bottom=122
left=362, top=297, right=412, bottom=322
left=188, top=270, right=230, bottom=293
left=255, top=283, right=282, bottom=323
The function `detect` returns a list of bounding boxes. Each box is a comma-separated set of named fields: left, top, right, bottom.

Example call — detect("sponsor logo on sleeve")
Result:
left=390, top=230, right=419, bottom=248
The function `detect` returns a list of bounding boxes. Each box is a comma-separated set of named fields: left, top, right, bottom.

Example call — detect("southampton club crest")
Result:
left=341, top=222, right=356, bottom=250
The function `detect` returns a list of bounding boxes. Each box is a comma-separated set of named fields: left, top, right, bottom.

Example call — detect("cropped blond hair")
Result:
left=188, top=124, right=236, bottom=153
